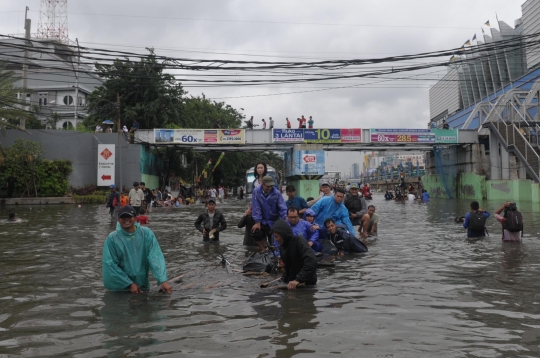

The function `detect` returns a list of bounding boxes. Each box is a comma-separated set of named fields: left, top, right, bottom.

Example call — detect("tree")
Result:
left=85, top=49, right=186, bottom=130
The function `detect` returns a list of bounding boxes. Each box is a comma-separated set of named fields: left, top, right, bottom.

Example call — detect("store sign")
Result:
left=97, top=144, right=115, bottom=186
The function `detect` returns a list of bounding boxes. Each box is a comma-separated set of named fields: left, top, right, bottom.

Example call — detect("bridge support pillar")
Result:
left=284, top=144, right=324, bottom=200
left=489, top=134, right=503, bottom=180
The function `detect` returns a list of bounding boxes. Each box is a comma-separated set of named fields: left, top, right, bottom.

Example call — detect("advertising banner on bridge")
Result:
left=273, top=128, right=362, bottom=143
left=370, top=128, right=459, bottom=144
left=154, top=129, right=245, bottom=144
left=273, top=129, right=305, bottom=142
left=218, top=129, right=245, bottom=144
left=370, top=129, right=435, bottom=143
left=432, top=129, right=459, bottom=144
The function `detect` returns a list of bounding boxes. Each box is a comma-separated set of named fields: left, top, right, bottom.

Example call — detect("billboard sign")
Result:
left=273, top=129, right=305, bottom=142
left=154, top=129, right=246, bottom=144
left=273, top=128, right=362, bottom=143
left=97, top=144, right=115, bottom=186
left=370, top=128, right=459, bottom=144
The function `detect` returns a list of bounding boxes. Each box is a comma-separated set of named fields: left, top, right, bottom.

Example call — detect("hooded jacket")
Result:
left=311, top=195, right=355, bottom=234
left=344, top=193, right=368, bottom=225
left=251, top=185, right=287, bottom=228
left=288, top=218, right=322, bottom=252
left=102, top=222, right=168, bottom=291
left=272, top=219, right=317, bottom=284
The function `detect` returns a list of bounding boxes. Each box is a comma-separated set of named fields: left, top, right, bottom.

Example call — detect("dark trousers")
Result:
left=7, top=186, right=14, bottom=197
left=133, top=206, right=140, bottom=215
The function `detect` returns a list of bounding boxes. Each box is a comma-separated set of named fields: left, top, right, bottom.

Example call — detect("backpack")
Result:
left=503, top=205, right=523, bottom=232
left=468, top=211, right=487, bottom=232
left=242, top=252, right=277, bottom=274
left=120, top=195, right=129, bottom=207
left=112, top=196, right=118, bottom=207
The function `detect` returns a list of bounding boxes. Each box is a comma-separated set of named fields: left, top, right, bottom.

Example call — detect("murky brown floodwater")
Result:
left=1, top=196, right=540, bottom=358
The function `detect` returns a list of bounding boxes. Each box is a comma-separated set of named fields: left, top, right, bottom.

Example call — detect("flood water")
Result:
left=1, top=196, right=540, bottom=357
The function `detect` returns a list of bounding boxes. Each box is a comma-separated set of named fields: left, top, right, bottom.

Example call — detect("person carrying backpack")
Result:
left=463, top=201, right=490, bottom=238
left=494, top=202, right=523, bottom=242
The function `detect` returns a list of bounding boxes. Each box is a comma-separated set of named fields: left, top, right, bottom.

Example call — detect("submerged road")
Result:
left=1, top=196, right=540, bottom=357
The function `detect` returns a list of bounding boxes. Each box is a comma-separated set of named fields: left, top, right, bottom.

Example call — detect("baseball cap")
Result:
left=350, top=183, right=359, bottom=189
left=262, top=176, right=275, bottom=186
left=207, top=198, right=216, bottom=204
left=118, top=206, right=136, bottom=217
left=110, top=184, right=116, bottom=189
left=321, top=181, right=330, bottom=187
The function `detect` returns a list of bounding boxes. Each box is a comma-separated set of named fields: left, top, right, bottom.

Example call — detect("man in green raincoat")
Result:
left=102, top=206, right=173, bottom=293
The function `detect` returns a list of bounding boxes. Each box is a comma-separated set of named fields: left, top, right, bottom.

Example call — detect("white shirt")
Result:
left=209, top=189, right=217, bottom=198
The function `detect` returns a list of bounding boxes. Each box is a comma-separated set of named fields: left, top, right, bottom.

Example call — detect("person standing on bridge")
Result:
left=308, top=116, right=314, bottom=129
left=262, top=119, right=267, bottom=129
left=286, top=118, right=291, bottom=128
left=269, top=117, right=274, bottom=129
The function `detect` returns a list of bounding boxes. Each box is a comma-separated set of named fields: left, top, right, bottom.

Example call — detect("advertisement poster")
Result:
left=97, top=144, right=115, bottom=186
left=173, top=129, right=205, bottom=143
left=370, top=129, right=435, bottom=143
left=304, top=129, right=342, bottom=143
left=218, top=129, right=245, bottom=144
left=273, top=129, right=305, bottom=142
left=340, top=128, right=362, bottom=142
left=432, top=129, right=459, bottom=144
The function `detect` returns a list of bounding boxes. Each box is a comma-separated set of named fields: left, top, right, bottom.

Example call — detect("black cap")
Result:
left=207, top=198, right=216, bottom=204
left=118, top=206, right=136, bottom=217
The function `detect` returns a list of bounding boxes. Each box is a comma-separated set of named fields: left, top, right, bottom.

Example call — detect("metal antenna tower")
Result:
left=37, top=0, right=69, bottom=44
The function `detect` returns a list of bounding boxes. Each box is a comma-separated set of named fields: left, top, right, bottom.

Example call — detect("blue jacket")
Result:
left=251, top=185, right=287, bottom=228
left=311, top=195, right=355, bottom=235
left=463, top=210, right=490, bottom=237
left=288, top=219, right=319, bottom=243
left=421, top=192, right=430, bottom=201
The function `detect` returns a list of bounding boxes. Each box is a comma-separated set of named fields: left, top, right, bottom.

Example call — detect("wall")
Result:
left=287, top=180, right=320, bottom=201
left=4, top=130, right=140, bottom=191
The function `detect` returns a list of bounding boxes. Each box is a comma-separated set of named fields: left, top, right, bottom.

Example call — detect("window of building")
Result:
left=63, top=95, right=73, bottom=105
left=38, top=92, right=48, bottom=106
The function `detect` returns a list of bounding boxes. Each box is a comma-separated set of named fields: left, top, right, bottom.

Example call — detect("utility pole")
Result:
left=21, top=6, right=30, bottom=130
left=117, top=93, right=123, bottom=191
left=74, top=38, right=80, bottom=128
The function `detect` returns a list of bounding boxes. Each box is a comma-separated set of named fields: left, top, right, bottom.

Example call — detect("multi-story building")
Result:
left=0, top=37, right=102, bottom=129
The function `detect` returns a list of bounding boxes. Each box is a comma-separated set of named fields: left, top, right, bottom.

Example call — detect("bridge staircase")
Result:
left=485, top=120, right=540, bottom=183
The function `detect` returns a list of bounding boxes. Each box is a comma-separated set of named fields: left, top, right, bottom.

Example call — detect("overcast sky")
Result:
left=0, top=0, right=524, bottom=174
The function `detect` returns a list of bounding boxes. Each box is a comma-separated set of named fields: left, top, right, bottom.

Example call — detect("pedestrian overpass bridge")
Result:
left=135, top=128, right=479, bottom=152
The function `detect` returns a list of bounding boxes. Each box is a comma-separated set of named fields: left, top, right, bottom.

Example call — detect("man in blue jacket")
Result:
left=251, top=175, right=288, bottom=252
left=286, top=207, right=322, bottom=252
left=311, top=187, right=356, bottom=238
left=463, top=200, right=490, bottom=238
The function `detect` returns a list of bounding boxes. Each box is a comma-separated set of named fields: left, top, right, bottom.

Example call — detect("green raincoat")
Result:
left=102, top=222, right=168, bottom=291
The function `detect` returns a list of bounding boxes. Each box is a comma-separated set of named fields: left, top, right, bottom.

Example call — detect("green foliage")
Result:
left=72, top=193, right=106, bottom=204
left=85, top=49, right=186, bottom=130
left=0, top=139, right=72, bottom=197
left=34, top=160, right=73, bottom=196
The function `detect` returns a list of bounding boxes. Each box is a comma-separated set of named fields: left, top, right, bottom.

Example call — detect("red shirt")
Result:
left=136, top=215, right=149, bottom=225
left=286, top=119, right=291, bottom=128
